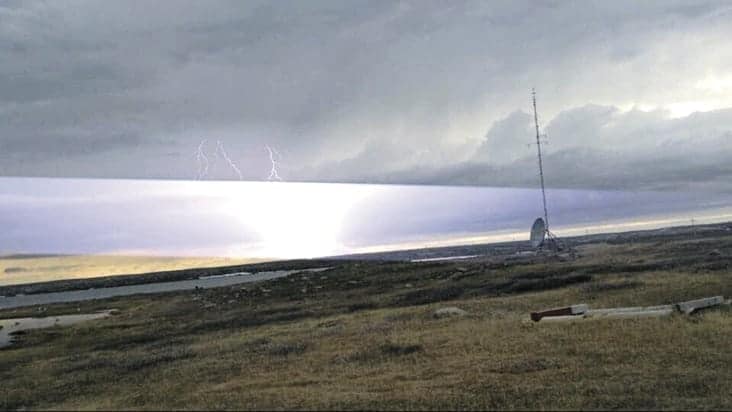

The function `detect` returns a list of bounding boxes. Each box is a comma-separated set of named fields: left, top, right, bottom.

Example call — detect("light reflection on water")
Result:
left=0, top=177, right=730, bottom=259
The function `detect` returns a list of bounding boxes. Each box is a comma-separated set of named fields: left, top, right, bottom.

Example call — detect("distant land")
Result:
left=2, top=220, right=730, bottom=294
left=0, top=255, right=267, bottom=287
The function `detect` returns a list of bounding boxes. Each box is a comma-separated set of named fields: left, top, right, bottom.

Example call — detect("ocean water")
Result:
left=1, top=177, right=731, bottom=259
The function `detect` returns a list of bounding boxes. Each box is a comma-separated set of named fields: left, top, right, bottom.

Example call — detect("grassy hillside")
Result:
left=1, top=234, right=731, bottom=410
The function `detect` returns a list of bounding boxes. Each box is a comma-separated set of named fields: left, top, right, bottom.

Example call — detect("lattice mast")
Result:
left=532, top=88, right=550, bottom=232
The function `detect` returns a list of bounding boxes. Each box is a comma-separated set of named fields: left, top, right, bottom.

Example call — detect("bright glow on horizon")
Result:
left=225, top=182, right=377, bottom=259
left=1, top=177, right=730, bottom=261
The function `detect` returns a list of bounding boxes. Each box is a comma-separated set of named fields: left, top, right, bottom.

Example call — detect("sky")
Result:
left=2, top=0, right=732, bottom=191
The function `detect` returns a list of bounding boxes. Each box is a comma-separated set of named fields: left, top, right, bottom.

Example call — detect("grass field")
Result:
left=0, top=255, right=265, bottom=286
left=1, top=232, right=731, bottom=410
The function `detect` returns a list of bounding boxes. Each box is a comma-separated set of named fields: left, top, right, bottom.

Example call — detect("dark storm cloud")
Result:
left=320, top=106, right=732, bottom=192
left=1, top=131, right=143, bottom=156
left=1, top=0, right=731, bottom=190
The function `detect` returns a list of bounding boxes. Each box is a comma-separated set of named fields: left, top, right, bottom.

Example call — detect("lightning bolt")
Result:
left=216, top=140, right=243, bottom=180
left=195, top=140, right=209, bottom=180
left=265, top=145, right=283, bottom=181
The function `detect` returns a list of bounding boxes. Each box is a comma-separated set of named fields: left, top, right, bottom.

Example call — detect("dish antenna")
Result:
left=529, top=89, right=564, bottom=251
left=530, top=217, right=546, bottom=248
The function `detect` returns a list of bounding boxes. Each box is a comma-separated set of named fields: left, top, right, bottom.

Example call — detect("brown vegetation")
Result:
left=1, top=232, right=731, bottom=410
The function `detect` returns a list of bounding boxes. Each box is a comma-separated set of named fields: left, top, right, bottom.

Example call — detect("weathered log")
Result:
left=675, top=296, right=724, bottom=314
left=531, top=296, right=727, bottom=322
left=530, top=304, right=588, bottom=322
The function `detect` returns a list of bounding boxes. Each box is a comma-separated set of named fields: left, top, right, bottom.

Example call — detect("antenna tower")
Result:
left=532, top=89, right=549, bottom=230
left=530, top=88, right=564, bottom=251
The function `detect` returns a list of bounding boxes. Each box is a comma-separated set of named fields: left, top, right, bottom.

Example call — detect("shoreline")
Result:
left=2, top=220, right=729, bottom=298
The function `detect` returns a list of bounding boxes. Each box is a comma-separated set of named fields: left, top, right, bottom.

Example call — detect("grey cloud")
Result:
left=1, top=0, right=732, bottom=187
left=303, top=106, right=732, bottom=192
left=1, top=131, right=143, bottom=156
left=473, top=111, right=533, bottom=165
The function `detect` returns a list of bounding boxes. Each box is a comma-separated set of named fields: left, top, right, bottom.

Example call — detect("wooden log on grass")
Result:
left=588, top=305, right=673, bottom=316
left=530, top=304, right=588, bottom=322
left=531, top=296, right=727, bottom=323
left=675, top=296, right=724, bottom=314
left=539, top=307, right=674, bottom=322
left=586, top=307, right=674, bottom=319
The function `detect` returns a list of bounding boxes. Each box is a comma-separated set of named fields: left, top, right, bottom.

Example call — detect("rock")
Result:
left=433, top=307, right=468, bottom=319
left=709, top=249, right=722, bottom=256
left=455, top=267, right=468, bottom=272
left=449, top=272, right=463, bottom=279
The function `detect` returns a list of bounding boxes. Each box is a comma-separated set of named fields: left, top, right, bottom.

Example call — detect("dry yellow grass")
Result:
left=1, top=234, right=731, bottom=410
left=0, top=255, right=266, bottom=286
left=30, top=292, right=732, bottom=410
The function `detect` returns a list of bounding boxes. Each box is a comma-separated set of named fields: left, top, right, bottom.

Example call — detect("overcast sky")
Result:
left=2, top=0, right=732, bottom=191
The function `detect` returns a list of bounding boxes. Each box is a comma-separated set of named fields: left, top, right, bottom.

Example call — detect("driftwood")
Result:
left=530, top=304, right=588, bottom=322
left=531, top=296, right=726, bottom=322
left=676, top=296, right=725, bottom=314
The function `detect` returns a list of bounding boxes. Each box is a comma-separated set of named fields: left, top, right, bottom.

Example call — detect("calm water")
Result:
left=0, top=268, right=329, bottom=310
left=1, top=177, right=731, bottom=260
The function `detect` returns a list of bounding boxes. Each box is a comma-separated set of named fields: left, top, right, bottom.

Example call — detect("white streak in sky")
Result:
left=216, top=140, right=243, bottom=180
left=265, top=145, right=283, bottom=181
left=195, top=140, right=209, bottom=180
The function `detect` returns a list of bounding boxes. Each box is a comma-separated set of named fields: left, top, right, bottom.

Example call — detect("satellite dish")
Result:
left=530, top=217, right=546, bottom=248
